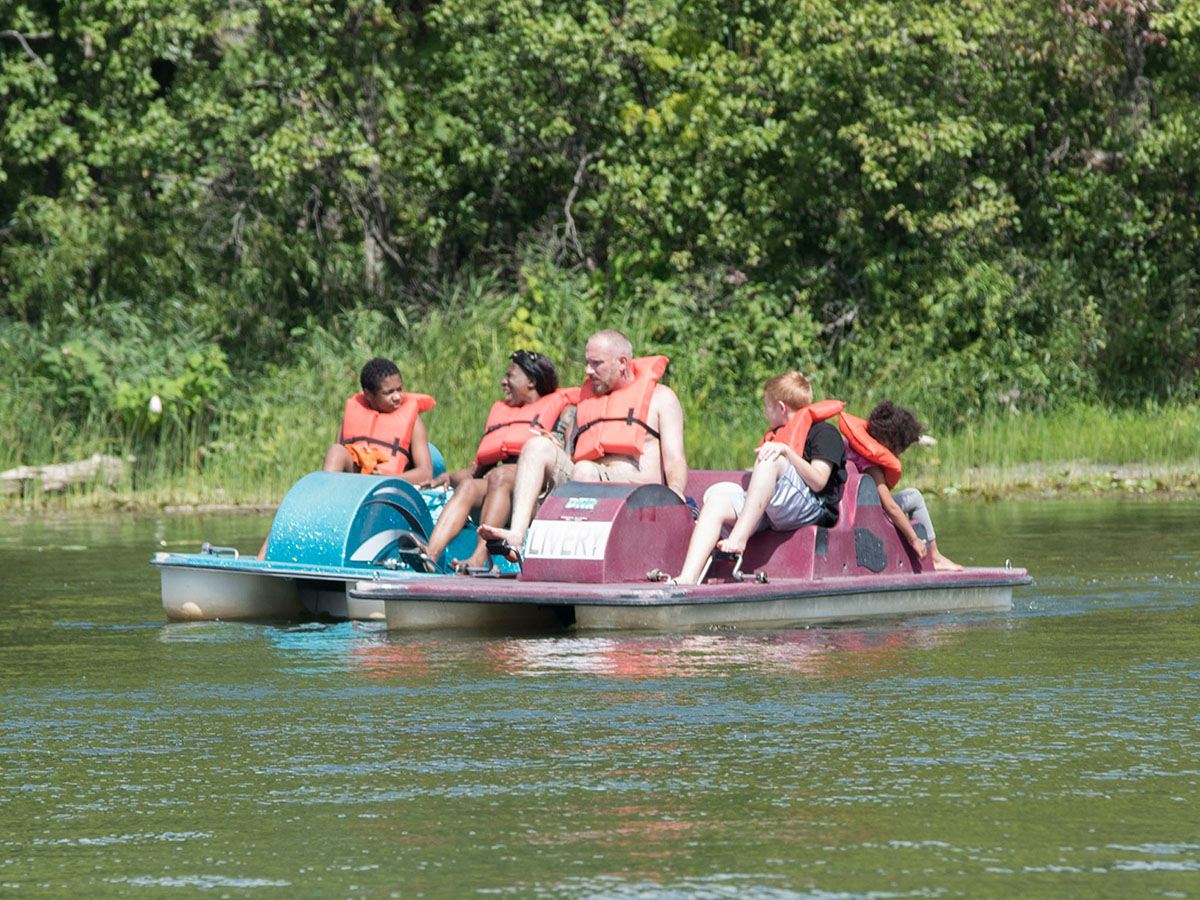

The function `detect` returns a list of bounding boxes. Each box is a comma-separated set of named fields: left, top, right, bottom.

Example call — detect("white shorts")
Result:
left=704, top=465, right=828, bottom=534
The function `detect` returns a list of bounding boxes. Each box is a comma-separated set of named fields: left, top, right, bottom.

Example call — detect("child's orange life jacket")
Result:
left=759, top=399, right=845, bottom=455
left=837, top=411, right=902, bottom=489
left=340, top=392, right=436, bottom=475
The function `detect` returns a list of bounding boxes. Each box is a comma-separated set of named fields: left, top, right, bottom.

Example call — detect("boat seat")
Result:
left=690, top=463, right=932, bottom=582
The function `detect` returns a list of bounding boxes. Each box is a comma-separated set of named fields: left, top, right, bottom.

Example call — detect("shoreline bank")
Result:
left=3, top=460, right=1198, bottom=516
left=929, top=460, right=1200, bottom=501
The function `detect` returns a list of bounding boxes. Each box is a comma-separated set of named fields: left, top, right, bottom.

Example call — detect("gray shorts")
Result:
left=705, top=465, right=827, bottom=534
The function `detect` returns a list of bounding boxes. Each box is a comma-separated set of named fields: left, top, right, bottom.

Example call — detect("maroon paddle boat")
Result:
left=349, top=463, right=1031, bottom=630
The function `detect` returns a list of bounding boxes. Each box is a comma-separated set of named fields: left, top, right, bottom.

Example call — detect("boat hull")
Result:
left=571, top=578, right=1017, bottom=630
left=160, top=563, right=303, bottom=621
left=155, top=554, right=399, bottom=621
left=383, top=597, right=568, bottom=630
left=353, top=567, right=1027, bottom=631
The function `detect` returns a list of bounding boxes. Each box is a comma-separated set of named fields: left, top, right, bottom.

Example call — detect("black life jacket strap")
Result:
left=481, top=417, right=536, bottom=438
left=574, top=412, right=660, bottom=442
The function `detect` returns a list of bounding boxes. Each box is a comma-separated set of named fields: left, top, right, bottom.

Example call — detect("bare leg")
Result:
left=477, top=466, right=516, bottom=528
left=572, top=460, right=602, bottom=481
left=476, top=436, right=563, bottom=554
left=675, top=493, right=739, bottom=584
left=928, top=539, right=963, bottom=572
left=425, top=478, right=488, bottom=562
left=323, top=444, right=357, bottom=473
left=717, top=455, right=783, bottom=555
left=454, top=467, right=517, bottom=569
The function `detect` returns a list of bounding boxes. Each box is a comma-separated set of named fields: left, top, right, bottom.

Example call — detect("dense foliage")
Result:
left=2, top=0, right=1198, bottom=480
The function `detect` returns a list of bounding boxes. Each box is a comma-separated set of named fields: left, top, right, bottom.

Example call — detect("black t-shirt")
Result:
left=803, top=420, right=847, bottom=520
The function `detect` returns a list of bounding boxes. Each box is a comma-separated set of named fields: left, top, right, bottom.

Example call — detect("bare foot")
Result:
left=475, top=524, right=505, bottom=542
left=716, top=536, right=746, bottom=555
left=451, top=548, right=490, bottom=574
left=932, top=553, right=963, bottom=572
left=475, top=525, right=523, bottom=564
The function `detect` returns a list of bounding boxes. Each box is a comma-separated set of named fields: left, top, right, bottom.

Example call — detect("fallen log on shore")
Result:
left=1, top=453, right=126, bottom=496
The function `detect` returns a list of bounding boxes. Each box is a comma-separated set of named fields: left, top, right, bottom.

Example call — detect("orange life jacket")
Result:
left=837, top=411, right=902, bottom=489
left=473, top=388, right=579, bottom=466
left=572, top=356, right=668, bottom=462
left=760, top=399, right=845, bottom=455
left=340, top=391, right=436, bottom=475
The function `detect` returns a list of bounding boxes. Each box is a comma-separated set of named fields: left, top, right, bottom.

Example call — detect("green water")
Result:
left=1, top=500, right=1198, bottom=898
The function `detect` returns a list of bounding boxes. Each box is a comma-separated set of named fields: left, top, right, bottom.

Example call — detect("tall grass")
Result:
left=904, top=403, right=1200, bottom=494
left=5, top=280, right=1199, bottom=509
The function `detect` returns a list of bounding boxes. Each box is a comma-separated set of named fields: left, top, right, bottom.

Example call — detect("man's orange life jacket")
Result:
left=473, top=388, right=579, bottom=466
left=837, top=411, right=902, bottom=489
left=759, top=399, right=845, bottom=455
left=340, top=391, right=436, bottom=475
left=572, top=356, right=668, bottom=462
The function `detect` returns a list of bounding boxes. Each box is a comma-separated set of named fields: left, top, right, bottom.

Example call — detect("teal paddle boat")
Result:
left=151, top=447, right=499, bottom=621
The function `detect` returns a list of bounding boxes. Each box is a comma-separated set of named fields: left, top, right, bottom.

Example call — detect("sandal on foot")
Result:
left=485, top=539, right=523, bottom=566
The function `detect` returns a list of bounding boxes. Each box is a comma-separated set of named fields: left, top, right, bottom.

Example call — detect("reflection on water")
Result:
left=341, top=623, right=981, bottom=682
left=1, top=499, right=1199, bottom=898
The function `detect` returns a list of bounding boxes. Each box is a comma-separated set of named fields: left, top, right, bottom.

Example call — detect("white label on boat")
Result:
left=525, top=521, right=612, bottom=560
left=564, top=497, right=598, bottom=511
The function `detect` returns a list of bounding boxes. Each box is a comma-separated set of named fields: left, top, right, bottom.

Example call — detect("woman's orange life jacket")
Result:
left=473, top=388, right=579, bottom=466
left=837, top=411, right=902, bottom=489
left=572, top=356, right=668, bottom=462
left=340, top=391, right=436, bottom=475
left=760, top=399, right=845, bottom=455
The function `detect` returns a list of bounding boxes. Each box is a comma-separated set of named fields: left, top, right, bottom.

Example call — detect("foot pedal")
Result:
left=700, top=549, right=763, bottom=583
left=645, top=568, right=678, bottom=585
left=381, top=531, right=439, bottom=573
left=727, top=552, right=748, bottom=581
left=697, top=549, right=737, bottom=584
left=729, top=554, right=767, bottom=582
left=471, top=566, right=518, bottom=579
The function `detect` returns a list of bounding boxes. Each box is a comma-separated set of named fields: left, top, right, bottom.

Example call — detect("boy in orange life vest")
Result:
left=322, top=357, right=435, bottom=485
left=673, top=371, right=846, bottom=585
left=846, top=400, right=962, bottom=572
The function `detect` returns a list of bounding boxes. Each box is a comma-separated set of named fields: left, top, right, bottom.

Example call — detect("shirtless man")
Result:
left=477, top=329, right=688, bottom=561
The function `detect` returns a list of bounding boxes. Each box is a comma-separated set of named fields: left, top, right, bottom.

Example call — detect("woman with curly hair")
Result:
left=843, top=400, right=962, bottom=572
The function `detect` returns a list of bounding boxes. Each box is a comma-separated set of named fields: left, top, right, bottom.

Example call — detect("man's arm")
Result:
left=652, top=385, right=689, bottom=499
left=550, top=405, right=576, bottom=450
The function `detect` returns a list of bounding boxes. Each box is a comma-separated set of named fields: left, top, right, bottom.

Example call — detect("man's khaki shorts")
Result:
left=539, top=447, right=643, bottom=499
left=539, top=444, right=576, bottom=501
